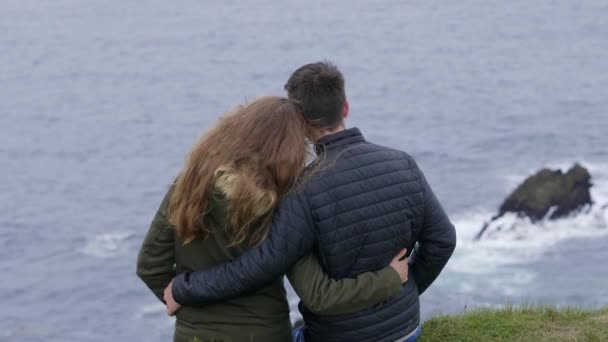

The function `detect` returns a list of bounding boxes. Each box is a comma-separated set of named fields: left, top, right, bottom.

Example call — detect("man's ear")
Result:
left=343, top=100, right=349, bottom=120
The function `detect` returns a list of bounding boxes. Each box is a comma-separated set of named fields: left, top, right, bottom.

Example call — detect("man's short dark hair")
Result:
left=284, top=61, right=346, bottom=129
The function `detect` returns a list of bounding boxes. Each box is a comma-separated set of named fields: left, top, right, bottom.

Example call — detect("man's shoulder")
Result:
left=300, top=141, right=422, bottom=195
left=347, top=140, right=419, bottom=170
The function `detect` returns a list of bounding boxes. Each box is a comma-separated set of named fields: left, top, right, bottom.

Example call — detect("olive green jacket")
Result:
left=137, top=188, right=402, bottom=342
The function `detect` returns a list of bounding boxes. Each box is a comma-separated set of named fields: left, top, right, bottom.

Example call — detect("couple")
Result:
left=137, top=61, right=456, bottom=342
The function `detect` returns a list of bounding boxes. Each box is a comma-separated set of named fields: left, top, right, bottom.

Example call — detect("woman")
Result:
left=137, top=97, right=407, bottom=342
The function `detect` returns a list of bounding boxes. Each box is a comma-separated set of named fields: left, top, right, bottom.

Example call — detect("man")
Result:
left=165, top=61, right=456, bottom=342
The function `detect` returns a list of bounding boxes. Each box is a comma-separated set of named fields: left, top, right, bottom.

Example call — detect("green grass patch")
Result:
left=418, top=306, right=608, bottom=342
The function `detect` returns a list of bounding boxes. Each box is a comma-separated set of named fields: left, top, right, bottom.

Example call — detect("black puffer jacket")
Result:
left=173, top=128, right=456, bottom=342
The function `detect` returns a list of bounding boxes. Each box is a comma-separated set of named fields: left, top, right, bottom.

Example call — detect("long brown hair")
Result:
left=169, top=96, right=310, bottom=245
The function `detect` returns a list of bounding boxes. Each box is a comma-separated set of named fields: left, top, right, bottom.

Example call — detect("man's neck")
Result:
left=312, top=124, right=346, bottom=143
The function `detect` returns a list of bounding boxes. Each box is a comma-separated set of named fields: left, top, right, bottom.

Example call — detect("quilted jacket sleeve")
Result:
left=171, top=191, right=315, bottom=306
left=410, top=165, right=457, bottom=295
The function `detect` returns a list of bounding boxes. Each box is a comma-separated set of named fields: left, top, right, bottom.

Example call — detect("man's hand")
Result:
left=389, top=249, right=408, bottom=283
left=163, top=280, right=182, bottom=316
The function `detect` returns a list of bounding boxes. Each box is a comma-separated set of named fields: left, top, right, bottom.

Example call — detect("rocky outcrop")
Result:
left=476, top=164, right=593, bottom=239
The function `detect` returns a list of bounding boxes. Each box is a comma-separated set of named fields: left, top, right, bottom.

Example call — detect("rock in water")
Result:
left=476, top=164, right=592, bottom=239
left=499, top=164, right=592, bottom=220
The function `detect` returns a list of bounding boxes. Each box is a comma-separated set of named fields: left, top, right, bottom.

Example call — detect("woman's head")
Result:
left=169, top=96, right=310, bottom=245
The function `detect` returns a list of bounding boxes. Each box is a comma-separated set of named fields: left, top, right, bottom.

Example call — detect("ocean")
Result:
left=1, top=0, right=607, bottom=341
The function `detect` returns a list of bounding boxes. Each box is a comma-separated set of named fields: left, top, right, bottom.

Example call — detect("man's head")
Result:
left=284, top=61, right=348, bottom=137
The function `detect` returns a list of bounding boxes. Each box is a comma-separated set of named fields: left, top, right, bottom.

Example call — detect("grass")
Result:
left=418, top=306, right=608, bottom=342
left=187, top=306, right=608, bottom=341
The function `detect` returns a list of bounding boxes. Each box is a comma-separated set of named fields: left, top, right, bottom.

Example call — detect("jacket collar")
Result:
left=315, top=127, right=366, bottom=156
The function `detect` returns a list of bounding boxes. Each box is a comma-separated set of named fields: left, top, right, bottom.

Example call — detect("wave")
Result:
left=80, top=231, right=134, bottom=258
left=134, top=302, right=170, bottom=319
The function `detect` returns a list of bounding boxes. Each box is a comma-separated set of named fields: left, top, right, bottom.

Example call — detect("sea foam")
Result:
left=81, top=231, right=134, bottom=258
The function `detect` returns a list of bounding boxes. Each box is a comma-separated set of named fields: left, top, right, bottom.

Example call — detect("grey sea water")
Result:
left=1, top=1, right=607, bottom=341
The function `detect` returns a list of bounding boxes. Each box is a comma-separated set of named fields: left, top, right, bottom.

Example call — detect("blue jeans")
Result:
left=400, top=325, right=421, bottom=342
left=292, top=325, right=421, bottom=342
left=292, top=325, right=305, bottom=342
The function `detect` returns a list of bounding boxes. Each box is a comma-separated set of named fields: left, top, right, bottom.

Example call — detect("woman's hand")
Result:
left=163, top=280, right=182, bottom=316
left=389, top=249, right=408, bottom=283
